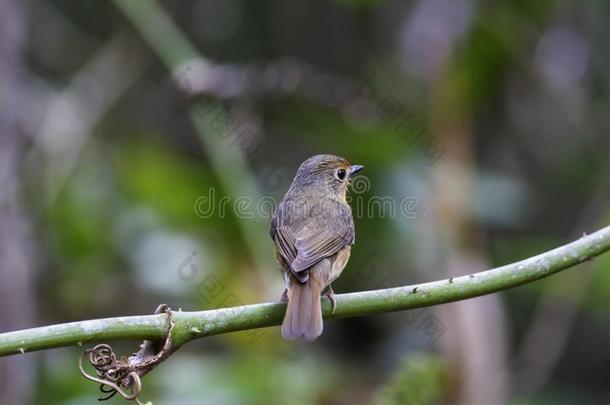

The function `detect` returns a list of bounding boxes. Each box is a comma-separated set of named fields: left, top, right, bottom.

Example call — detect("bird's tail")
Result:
left=281, top=274, right=324, bottom=341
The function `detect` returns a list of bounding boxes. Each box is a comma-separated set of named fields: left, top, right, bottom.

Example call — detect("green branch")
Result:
left=1, top=225, right=609, bottom=357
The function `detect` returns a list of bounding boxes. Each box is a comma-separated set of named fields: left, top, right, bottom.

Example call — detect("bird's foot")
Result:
left=324, top=285, right=337, bottom=315
left=280, top=288, right=289, bottom=303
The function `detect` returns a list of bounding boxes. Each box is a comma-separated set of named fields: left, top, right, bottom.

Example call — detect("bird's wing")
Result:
left=291, top=201, right=354, bottom=273
left=271, top=199, right=354, bottom=275
left=270, top=205, right=298, bottom=266
left=291, top=226, right=353, bottom=272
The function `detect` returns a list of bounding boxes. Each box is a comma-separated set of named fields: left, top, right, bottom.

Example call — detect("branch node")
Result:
left=78, top=304, right=176, bottom=404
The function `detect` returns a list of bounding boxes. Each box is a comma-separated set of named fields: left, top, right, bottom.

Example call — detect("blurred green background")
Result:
left=1, top=0, right=609, bottom=404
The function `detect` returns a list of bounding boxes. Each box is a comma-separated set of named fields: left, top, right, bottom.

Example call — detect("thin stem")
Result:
left=1, top=225, right=609, bottom=357
left=113, top=0, right=276, bottom=285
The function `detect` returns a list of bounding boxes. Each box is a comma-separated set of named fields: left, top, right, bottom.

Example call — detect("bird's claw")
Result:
left=325, top=286, right=337, bottom=315
left=280, top=288, right=289, bottom=303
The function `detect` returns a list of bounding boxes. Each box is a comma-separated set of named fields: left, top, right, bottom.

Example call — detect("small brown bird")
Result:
left=270, top=154, right=363, bottom=341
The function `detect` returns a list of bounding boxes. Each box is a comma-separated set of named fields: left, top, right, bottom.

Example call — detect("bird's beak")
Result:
left=349, top=165, right=364, bottom=176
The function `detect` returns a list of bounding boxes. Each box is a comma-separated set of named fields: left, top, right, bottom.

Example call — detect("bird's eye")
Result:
left=336, top=169, right=346, bottom=181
